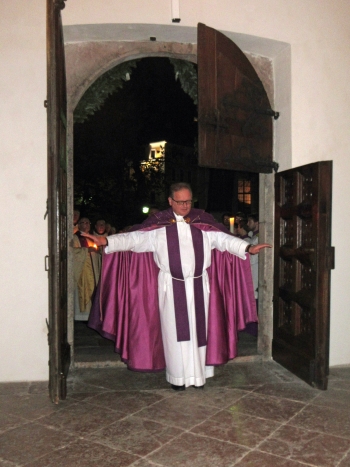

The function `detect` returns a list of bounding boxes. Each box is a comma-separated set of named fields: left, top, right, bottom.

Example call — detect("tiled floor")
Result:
left=1, top=361, right=350, bottom=466
left=1, top=324, right=349, bottom=466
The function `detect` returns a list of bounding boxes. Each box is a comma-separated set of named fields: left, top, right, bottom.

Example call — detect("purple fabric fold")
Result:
left=89, top=250, right=166, bottom=372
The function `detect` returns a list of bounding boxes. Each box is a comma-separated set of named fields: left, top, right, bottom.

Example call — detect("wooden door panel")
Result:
left=47, top=0, right=70, bottom=402
left=273, top=161, right=333, bottom=389
left=198, top=23, right=277, bottom=173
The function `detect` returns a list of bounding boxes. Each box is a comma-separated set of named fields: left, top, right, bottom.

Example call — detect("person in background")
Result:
left=237, top=220, right=251, bottom=240
left=73, top=217, right=101, bottom=321
left=221, top=212, right=232, bottom=229
left=235, top=212, right=246, bottom=224
left=94, top=219, right=108, bottom=237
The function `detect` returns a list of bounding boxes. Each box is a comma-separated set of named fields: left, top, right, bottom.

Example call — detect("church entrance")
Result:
left=62, top=26, right=276, bottom=396
left=49, top=12, right=298, bottom=400
left=71, top=55, right=264, bottom=367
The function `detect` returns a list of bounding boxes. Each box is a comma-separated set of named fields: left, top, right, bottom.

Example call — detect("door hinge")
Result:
left=45, top=255, right=49, bottom=271
left=46, top=318, right=50, bottom=345
left=44, top=199, right=48, bottom=220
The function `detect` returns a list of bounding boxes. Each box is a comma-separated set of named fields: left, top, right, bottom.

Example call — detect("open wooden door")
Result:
left=273, top=162, right=334, bottom=389
left=46, top=0, right=70, bottom=402
left=197, top=23, right=278, bottom=173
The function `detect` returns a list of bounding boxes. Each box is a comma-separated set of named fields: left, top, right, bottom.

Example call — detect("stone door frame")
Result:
left=64, top=25, right=291, bottom=366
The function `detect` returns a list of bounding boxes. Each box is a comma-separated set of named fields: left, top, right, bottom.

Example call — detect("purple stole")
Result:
left=166, top=223, right=206, bottom=347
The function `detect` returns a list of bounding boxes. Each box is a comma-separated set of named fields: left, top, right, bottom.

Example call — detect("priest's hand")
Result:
left=80, top=232, right=108, bottom=247
left=248, top=243, right=272, bottom=255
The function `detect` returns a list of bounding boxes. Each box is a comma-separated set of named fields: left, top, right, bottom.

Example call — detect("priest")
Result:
left=82, top=182, right=271, bottom=390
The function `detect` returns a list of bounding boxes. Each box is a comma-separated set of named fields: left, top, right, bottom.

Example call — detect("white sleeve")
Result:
left=105, top=230, right=156, bottom=254
left=207, top=231, right=249, bottom=260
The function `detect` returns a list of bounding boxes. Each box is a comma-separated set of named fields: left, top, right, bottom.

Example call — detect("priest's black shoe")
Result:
left=194, top=385, right=205, bottom=389
left=171, top=384, right=185, bottom=391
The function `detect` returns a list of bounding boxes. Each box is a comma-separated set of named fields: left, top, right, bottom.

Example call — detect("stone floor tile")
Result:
left=233, top=451, right=310, bottom=466
left=252, top=381, right=319, bottom=403
left=208, top=361, right=301, bottom=390
left=231, top=392, right=305, bottom=422
left=327, top=379, right=350, bottom=391
left=288, top=404, right=350, bottom=439
left=0, top=393, right=74, bottom=421
left=23, top=439, right=138, bottom=467
left=84, top=390, right=167, bottom=415
left=147, top=431, right=249, bottom=467
left=338, top=450, right=350, bottom=467
left=88, top=415, right=184, bottom=456
left=65, top=379, right=114, bottom=401
left=71, top=367, right=169, bottom=391
left=174, top=387, right=250, bottom=410
left=136, top=395, right=219, bottom=429
left=28, top=381, right=49, bottom=394
left=311, top=387, right=350, bottom=410
left=0, top=411, right=29, bottom=435
left=131, top=460, right=165, bottom=467
left=0, top=382, right=30, bottom=396
left=329, top=367, right=350, bottom=380
left=258, top=424, right=350, bottom=467
left=0, top=459, right=18, bottom=467
left=38, top=400, right=127, bottom=436
left=205, top=364, right=270, bottom=388
left=0, top=422, right=74, bottom=464
left=191, top=409, right=281, bottom=448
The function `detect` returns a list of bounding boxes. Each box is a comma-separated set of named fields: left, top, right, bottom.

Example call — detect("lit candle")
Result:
left=229, top=217, right=235, bottom=233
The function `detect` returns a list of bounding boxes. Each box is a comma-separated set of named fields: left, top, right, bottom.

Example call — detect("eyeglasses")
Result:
left=171, top=198, right=193, bottom=206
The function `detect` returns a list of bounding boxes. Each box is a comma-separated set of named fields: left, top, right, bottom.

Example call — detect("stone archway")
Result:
left=64, top=26, right=285, bottom=366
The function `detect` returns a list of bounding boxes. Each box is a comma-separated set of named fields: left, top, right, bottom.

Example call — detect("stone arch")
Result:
left=66, top=42, right=198, bottom=113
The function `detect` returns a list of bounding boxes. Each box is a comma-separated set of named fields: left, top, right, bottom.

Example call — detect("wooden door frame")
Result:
left=65, top=41, right=276, bottom=367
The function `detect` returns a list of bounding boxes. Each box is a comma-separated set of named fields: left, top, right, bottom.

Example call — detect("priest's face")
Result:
left=168, top=188, right=193, bottom=217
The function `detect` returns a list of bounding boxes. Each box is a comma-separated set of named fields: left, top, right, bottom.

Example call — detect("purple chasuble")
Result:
left=166, top=224, right=206, bottom=347
left=88, top=207, right=258, bottom=372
